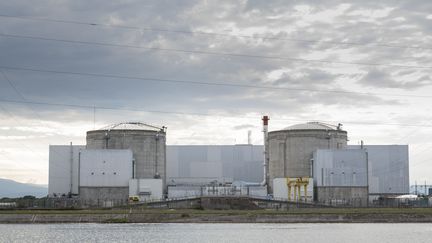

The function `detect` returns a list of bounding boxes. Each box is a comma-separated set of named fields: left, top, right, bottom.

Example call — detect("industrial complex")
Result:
left=48, top=118, right=409, bottom=207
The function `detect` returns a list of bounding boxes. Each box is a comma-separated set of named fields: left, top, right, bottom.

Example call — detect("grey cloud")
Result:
left=358, top=69, right=432, bottom=89
left=0, top=0, right=429, bottom=125
left=233, top=124, right=256, bottom=130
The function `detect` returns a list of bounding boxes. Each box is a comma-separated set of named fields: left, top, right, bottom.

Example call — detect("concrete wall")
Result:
left=79, top=150, right=133, bottom=187
left=168, top=186, right=202, bottom=198
left=268, top=129, right=347, bottom=192
left=313, top=149, right=368, bottom=187
left=348, top=145, right=409, bottom=195
left=129, top=179, right=163, bottom=201
left=86, top=129, right=166, bottom=188
left=79, top=187, right=129, bottom=205
left=167, top=185, right=266, bottom=198
left=315, top=187, right=368, bottom=206
left=167, top=145, right=263, bottom=182
left=48, top=145, right=85, bottom=197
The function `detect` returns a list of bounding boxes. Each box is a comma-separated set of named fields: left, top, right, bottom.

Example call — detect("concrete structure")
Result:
left=312, top=149, right=368, bottom=206
left=167, top=145, right=263, bottom=183
left=268, top=122, right=348, bottom=192
left=86, top=122, right=167, bottom=190
left=79, top=149, right=133, bottom=187
left=48, top=120, right=410, bottom=208
left=273, top=178, right=314, bottom=202
left=349, top=145, right=409, bottom=196
left=48, top=144, right=85, bottom=197
left=129, top=179, right=163, bottom=201
left=78, top=149, right=133, bottom=203
left=167, top=185, right=267, bottom=198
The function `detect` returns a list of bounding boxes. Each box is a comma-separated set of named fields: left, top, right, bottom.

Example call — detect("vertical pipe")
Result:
left=78, top=150, right=81, bottom=196
left=132, top=159, right=135, bottom=179
left=297, top=184, right=301, bottom=201
left=286, top=178, right=291, bottom=201
left=69, top=142, right=73, bottom=196
left=261, top=116, right=269, bottom=189
left=155, top=133, right=159, bottom=178
left=163, top=127, right=167, bottom=195
left=304, top=184, right=308, bottom=202
left=366, top=151, right=369, bottom=207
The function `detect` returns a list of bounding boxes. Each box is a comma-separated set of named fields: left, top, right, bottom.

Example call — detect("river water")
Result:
left=0, top=223, right=431, bottom=243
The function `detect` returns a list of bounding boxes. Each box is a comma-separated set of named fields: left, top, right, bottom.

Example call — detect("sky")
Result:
left=0, top=0, right=431, bottom=185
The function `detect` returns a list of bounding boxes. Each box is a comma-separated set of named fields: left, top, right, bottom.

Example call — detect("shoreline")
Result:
left=1, top=208, right=432, bottom=224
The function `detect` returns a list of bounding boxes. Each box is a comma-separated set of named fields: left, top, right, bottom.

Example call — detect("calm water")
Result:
left=0, top=223, right=431, bottom=243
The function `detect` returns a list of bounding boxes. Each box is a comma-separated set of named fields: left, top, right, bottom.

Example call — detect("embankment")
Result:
left=1, top=208, right=432, bottom=223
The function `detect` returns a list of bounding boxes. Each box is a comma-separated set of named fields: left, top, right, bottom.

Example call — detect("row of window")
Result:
left=90, top=172, right=118, bottom=175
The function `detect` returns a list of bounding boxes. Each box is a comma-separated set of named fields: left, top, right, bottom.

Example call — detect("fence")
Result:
left=1, top=196, right=431, bottom=209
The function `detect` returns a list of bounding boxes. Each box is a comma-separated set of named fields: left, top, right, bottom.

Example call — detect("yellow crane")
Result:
left=286, top=177, right=310, bottom=202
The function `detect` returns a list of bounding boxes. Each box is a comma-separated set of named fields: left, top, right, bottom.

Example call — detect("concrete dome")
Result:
left=98, top=122, right=163, bottom=132
left=283, top=122, right=337, bottom=131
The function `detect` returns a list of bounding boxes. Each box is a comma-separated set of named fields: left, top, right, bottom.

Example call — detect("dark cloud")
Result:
left=0, top=0, right=429, bottom=126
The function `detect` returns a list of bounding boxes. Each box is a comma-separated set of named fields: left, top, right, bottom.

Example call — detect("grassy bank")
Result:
left=2, top=208, right=432, bottom=223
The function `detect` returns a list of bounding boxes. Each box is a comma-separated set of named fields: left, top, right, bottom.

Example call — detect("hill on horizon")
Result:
left=0, top=178, right=47, bottom=198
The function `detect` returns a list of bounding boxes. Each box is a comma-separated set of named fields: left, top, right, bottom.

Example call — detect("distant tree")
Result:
left=0, top=197, right=10, bottom=202
left=22, top=195, right=36, bottom=200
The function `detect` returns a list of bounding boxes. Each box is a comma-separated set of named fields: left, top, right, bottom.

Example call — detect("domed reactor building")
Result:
left=48, top=122, right=166, bottom=206
left=86, top=122, right=167, bottom=180
left=268, top=122, right=348, bottom=191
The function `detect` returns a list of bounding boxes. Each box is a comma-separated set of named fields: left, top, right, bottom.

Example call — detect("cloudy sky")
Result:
left=0, top=0, right=431, bottom=185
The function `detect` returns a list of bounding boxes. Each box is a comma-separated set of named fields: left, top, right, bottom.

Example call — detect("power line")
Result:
left=1, top=65, right=431, bottom=99
left=0, top=13, right=431, bottom=51
left=1, top=33, right=432, bottom=70
left=0, top=70, right=26, bottom=100
left=1, top=97, right=432, bottom=128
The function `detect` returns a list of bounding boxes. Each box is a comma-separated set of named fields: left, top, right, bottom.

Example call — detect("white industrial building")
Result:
left=167, top=145, right=263, bottom=182
left=48, top=120, right=410, bottom=206
left=48, top=145, right=84, bottom=197
left=312, top=149, right=369, bottom=205
left=48, top=122, right=166, bottom=205
left=348, top=145, right=409, bottom=195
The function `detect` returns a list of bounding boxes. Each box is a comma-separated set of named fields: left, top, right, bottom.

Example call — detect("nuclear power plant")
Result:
left=48, top=117, right=409, bottom=207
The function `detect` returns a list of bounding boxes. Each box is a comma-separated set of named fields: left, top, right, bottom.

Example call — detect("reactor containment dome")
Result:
left=86, top=122, right=167, bottom=189
left=267, top=122, right=348, bottom=192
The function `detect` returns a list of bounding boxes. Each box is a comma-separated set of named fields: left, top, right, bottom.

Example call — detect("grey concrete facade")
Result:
left=313, top=149, right=368, bottom=187
left=315, top=187, right=368, bottom=206
left=86, top=129, right=166, bottom=190
left=79, top=187, right=129, bottom=206
left=268, top=124, right=348, bottom=192
left=48, top=145, right=85, bottom=197
left=349, top=145, right=409, bottom=195
left=167, top=145, right=263, bottom=183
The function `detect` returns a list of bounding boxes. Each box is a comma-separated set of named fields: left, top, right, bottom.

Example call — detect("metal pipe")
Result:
left=163, top=127, right=167, bottom=195
left=78, top=150, right=81, bottom=196
left=69, top=142, right=73, bottom=196
left=155, top=133, right=159, bottom=178
left=260, top=116, right=269, bottom=187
